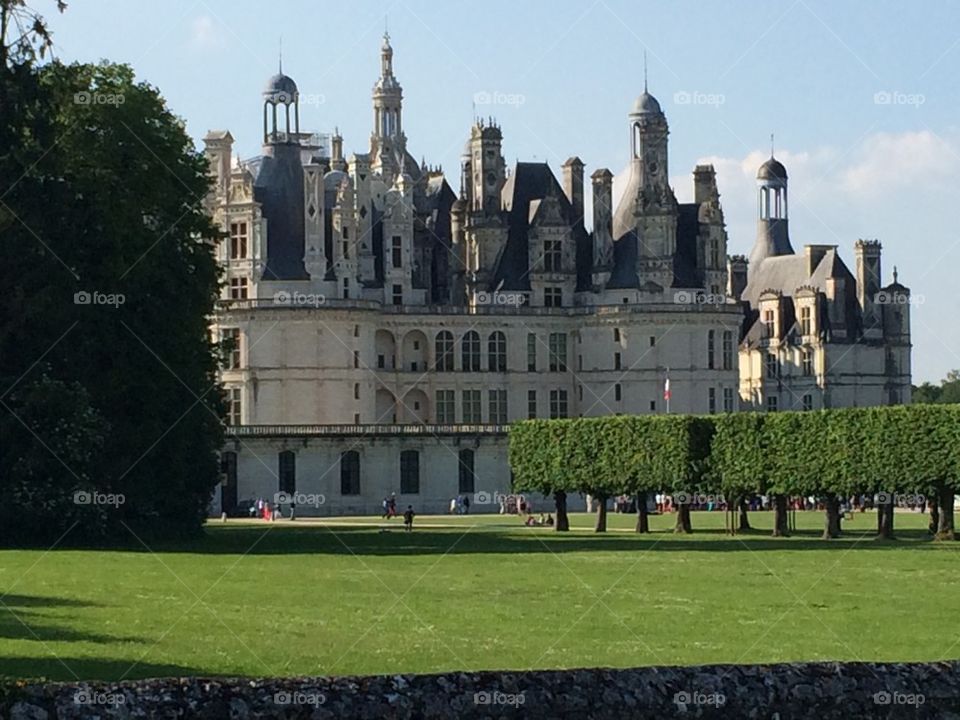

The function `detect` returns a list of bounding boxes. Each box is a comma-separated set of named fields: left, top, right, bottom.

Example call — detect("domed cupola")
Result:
left=262, top=58, right=300, bottom=145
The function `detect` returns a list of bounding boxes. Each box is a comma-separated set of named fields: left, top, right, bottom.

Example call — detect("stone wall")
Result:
left=3, top=662, right=958, bottom=719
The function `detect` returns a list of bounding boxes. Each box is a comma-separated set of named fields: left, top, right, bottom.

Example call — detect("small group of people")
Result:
left=252, top=497, right=286, bottom=521
left=524, top=512, right=554, bottom=527
left=380, top=491, right=415, bottom=531
left=448, top=494, right=472, bottom=515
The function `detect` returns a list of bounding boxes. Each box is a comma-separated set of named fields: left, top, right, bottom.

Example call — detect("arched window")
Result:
left=278, top=451, right=295, bottom=495
left=461, top=331, right=481, bottom=372
left=488, top=331, right=506, bottom=372
left=707, top=330, right=716, bottom=370
left=340, top=451, right=360, bottom=495
left=435, top=331, right=454, bottom=371
left=458, top=449, right=475, bottom=494
left=400, top=450, right=420, bottom=494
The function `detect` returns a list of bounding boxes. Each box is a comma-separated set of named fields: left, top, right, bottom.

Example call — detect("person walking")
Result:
left=403, top=505, right=415, bottom=532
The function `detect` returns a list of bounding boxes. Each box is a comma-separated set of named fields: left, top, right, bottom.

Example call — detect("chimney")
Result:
left=727, top=255, right=748, bottom=300
left=693, top=164, right=717, bottom=205
left=562, top=157, right=585, bottom=225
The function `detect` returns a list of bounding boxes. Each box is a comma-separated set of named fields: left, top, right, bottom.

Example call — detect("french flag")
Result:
left=663, top=377, right=671, bottom=401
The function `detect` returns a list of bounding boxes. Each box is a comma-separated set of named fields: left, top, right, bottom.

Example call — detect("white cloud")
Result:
left=190, top=16, right=226, bottom=50
left=841, top=130, right=959, bottom=197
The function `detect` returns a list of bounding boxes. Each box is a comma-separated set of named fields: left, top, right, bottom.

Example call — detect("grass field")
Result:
left=1, top=510, right=958, bottom=682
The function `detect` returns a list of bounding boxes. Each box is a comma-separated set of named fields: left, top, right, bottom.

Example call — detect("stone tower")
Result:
left=370, top=32, right=406, bottom=186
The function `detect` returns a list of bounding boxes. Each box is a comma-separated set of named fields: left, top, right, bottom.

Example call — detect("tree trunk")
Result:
left=877, top=501, right=895, bottom=540
left=554, top=491, right=570, bottom=532
left=674, top=503, right=692, bottom=534
left=877, top=498, right=883, bottom=535
left=929, top=496, right=940, bottom=535
left=594, top=495, right=608, bottom=533
left=738, top=496, right=751, bottom=531
left=772, top=494, right=789, bottom=537
left=936, top=485, right=955, bottom=541
left=635, top=492, right=649, bottom=533
left=823, top=494, right=841, bottom=539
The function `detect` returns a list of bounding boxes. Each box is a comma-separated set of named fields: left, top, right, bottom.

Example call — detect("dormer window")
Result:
left=543, top=240, right=562, bottom=272
left=762, top=309, right=775, bottom=339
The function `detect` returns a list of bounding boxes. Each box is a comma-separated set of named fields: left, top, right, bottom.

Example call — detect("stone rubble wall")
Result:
left=2, top=662, right=959, bottom=719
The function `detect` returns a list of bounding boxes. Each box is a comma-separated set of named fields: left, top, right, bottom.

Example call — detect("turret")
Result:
left=749, top=155, right=794, bottom=277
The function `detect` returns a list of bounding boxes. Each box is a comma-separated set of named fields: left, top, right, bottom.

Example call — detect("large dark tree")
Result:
left=1, top=3, right=224, bottom=543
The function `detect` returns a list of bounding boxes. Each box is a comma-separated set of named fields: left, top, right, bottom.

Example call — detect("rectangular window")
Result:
left=458, top=450, right=475, bottom=494
left=354, top=383, right=360, bottom=400
left=221, top=328, right=241, bottom=369
left=766, top=396, right=778, bottom=413
left=400, top=450, right=419, bottom=494
left=229, top=221, right=248, bottom=260
left=436, top=390, right=455, bottom=424
left=526, top=333, right=537, bottom=372
left=649, top=400, right=656, bottom=412
left=229, top=277, right=248, bottom=299
left=548, top=333, right=567, bottom=372
left=762, top=309, right=775, bottom=339
left=710, top=238, right=720, bottom=267
left=377, top=354, right=385, bottom=369
left=549, top=389, right=568, bottom=419
left=527, top=390, right=537, bottom=419
left=723, top=387, right=734, bottom=412
left=649, top=335, right=656, bottom=347
left=342, top=226, right=349, bottom=240
left=802, top=393, right=813, bottom=411
left=544, top=287, right=563, bottom=307
left=765, top=353, right=778, bottom=379
left=462, top=389, right=481, bottom=423
left=615, top=384, right=622, bottom=401
left=707, top=330, right=716, bottom=370
left=340, top=451, right=361, bottom=495
left=614, top=352, right=622, bottom=370
left=722, top=331, right=734, bottom=370
left=354, top=350, right=360, bottom=368
left=543, top=239, right=562, bottom=271
left=392, top=284, right=402, bottom=306
left=800, top=306, right=812, bottom=336
left=342, top=241, right=349, bottom=259
left=613, top=328, right=621, bottom=343
left=708, top=387, right=717, bottom=414
left=278, top=451, right=295, bottom=495
left=342, top=277, right=350, bottom=299
left=802, top=348, right=813, bottom=376
left=392, top=235, right=402, bottom=268
left=227, top=387, right=241, bottom=425
left=488, top=389, right=507, bottom=425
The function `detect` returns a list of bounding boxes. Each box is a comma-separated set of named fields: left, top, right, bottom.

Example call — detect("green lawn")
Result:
left=1, top=510, right=958, bottom=682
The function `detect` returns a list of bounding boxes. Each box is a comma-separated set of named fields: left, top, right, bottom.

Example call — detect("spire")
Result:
left=770, top=132, right=775, bottom=158
left=278, top=36, right=283, bottom=74
left=643, top=49, right=648, bottom=92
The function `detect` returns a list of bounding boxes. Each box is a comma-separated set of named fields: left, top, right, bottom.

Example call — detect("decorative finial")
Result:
left=893, top=266, right=899, bottom=283
left=279, top=36, right=283, bottom=74
left=770, top=132, right=775, bottom=158
left=384, top=14, right=389, bottom=42
left=643, top=49, right=648, bottom=92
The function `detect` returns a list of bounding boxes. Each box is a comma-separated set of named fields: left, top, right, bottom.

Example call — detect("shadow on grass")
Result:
left=0, top=595, right=143, bottom=645
left=0, top=657, right=209, bottom=683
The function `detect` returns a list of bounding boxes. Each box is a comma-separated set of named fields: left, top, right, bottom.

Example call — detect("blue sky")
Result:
left=45, top=0, right=960, bottom=383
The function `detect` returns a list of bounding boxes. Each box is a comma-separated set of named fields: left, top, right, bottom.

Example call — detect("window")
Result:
left=229, top=277, right=248, bottom=299
left=527, top=390, right=537, bottom=419
left=353, top=350, right=359, bottom=368
left=722, top=331, right=734, bottom=370
left=613, top=328, right=621, bottom=343
left=800, top=306, right=812, bottom=336
left=342, top=277, right=350, bottom=299
left=723, top=387, right=734, bottom=412
left=221, top=328, right=241, bottom=369
left=458, top=449, right=475, bottom=494
left=762, top=309, right=775, bottom=338
left=549, top=389, right=568, bottom=419
left=765, top=353, right=778, bottom=379
left=343, top=226, right=349, bottom=240
left=710, top=238, right=720, bottom=267
left=527, top=333, right=537, bottom=371
left=802, top=348, right=814, bottom=376
left=614, top=352, right=622, bottom=370
left=435, top=331, right=454, bottom=371
left=400, top=450, right=419, bottom=494
left=391, top=235, right=402, bottom=268
left=392, top=284, right=402, bottom=306
left=548, top=333, right=567, bottom=372
left=436, top=390, right=455, bottom=424
left=462, top=389, right=481, bottom=423
left=707, top=330, right=716, bottom=369
left=378, top=354, right=385, bottom=369
left=615, top=384, right=622, bottom=401
left=766, top=396, right=778, bottom=412
left=278, top=451, right=295, bottom=495
left=649, top=400, right=656, bottom=412
left=226, top=387, right=242, bottom=425
left=461, top=331, right=481, bottom=372
left=649, top=335, right=656, bottom=347
left=489, top=389, right=507, bottom=424
left=543, top=239, right=562, bottom=271
left=802, top=394, right=813, bottom=411
left=229, top=222, right=248, bottom=260
left=708, top=387, right=717, bottom=414
left=578, top=385, right=583, bottom=401
left=544, top=287, right=563, bottom=307
left=354, top=383, right=360, bottom=400
left=578, top=355, right=583, bottom=371
left=342, top=241, right=349, bottom=259
left=353, top=325, right=359, bottom=337
left=340, top=451, right=360, bottom=495
left=488, top=332, right=506, bottom=372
